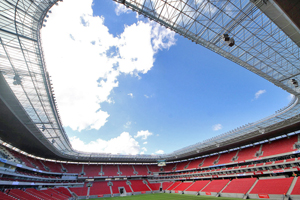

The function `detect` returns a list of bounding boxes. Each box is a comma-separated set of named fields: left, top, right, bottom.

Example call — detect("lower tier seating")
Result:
left=166, top=181, right=181, bottom=190
left=0, top=191, right=15, bottom=200
left=54, top=187, right=72, bottom=197
left=185, top=180, right=211, bottom=192
left=69, top=186, right=88, bottom=196
left=27, top=188, right=53, bottom=200
left=202, top=179, right=230, bottom=193
left=130, top=180, right=151, bottom=192
left=291, top=177, right=300, bottom=195
left=42, top=189, right=67, bottom=199
left=173, top=182, right=193, bottom=191
left=111, top=181, right=132, bottom=194
left=148, top=182, right=161, bottom=191
left=162, top=182, right=174, bottom=190
left=10, top=189, right=40, bottom=200
left=222, top=178, right=257, bottom=193
left=89, top=181, right=111, bottom=196
left=250, top=177, right=294, bottom=195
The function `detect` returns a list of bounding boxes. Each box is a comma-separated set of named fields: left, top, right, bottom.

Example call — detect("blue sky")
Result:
left=41, top=0, right=291, bottom=155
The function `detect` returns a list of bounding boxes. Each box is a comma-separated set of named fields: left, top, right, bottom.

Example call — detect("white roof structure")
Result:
left=0, top=0, right=299, bottom=162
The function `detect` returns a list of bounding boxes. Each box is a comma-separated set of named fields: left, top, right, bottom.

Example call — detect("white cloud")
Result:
left=212, top=124, right=222, bottom=131
left=141, top=147, right=147, bottom=152
left=134, top=130, right=153, bottom=140
left=254, top=90, right=266, bottom=99
left=144, top=95, right=149, bottom=98
left=155, top=150, right=164, bottom=154
left=128, top=93, right=133, bottom=98
left=143, top=141, right=148, bottom=145
left=150, top=21, right=176, bottom=52
left=114, top=2, right=130, bottom=16
left=42, top=0, right=176, bottom=132
left=70, top=132, right=140, bottom=155
left=124, top=121, right=131, bottom=129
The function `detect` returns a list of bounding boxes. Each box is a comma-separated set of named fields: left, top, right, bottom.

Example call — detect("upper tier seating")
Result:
left=9, top=151, right=33, bottom=167
left=236, top=146, right=260, bottom=162
left=130, top=180, right=151, bottom=192
left=175, top=161, right=189, bottom=171
left=173, top=182, right=193, bottom=191
left=202, top=179, right=230, bottom=193
left=222, top=178, right=256, bottom=193
left=185, top=180, right=211, bottom=192
left=69, top=186, right=88, bottom=196
left=89, top=181, right=111, bottom=196
left=162, top=182, right=174, bottom=190
left=134, top=165, right=149, bottom=175
left=43, top=161, right=62, bottom=172
left=187, top=158, right=205, bottom=169
left=148, top=165, right=161, bottom=173
left=84, top=165, right=101, bottom=177
left=217, top=151, right=237, bottom=165
left=167, top=181, right=181, bottom=190
left=111, top=181, right=132, bottom=194
left=0, top=146, right=20, bottom=164
left=201, top=155, right=219, bottom=168
left=25, top=157, right=45, bottom=170
left=163, top=163, right=176, bottom=172
left=102, top=165, right=118, bottom=177
left=260, top=135, right=297, bottom=158
left=250, top=177, right=293, bottom=194
left=64, top=164, right=83, bottom=173
left=119, top=165, right=135, bottom=176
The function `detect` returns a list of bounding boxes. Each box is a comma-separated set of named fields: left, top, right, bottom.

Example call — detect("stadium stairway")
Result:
left=216, top=180, right=231, bottom=197
left=184, top=182, right=195, bottom=192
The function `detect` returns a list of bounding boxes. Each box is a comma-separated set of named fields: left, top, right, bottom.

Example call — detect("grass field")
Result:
left=89, top=193, right=240, bottom=200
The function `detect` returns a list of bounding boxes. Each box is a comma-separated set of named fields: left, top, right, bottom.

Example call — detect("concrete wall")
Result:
left=199, top=192, right=217, bottom=196
left=184, top=191, right=198, bottom=195
left=249, top=194, right=286, bottom=199
left=290, top=195, right=300, bottom=200
left=220, top=193, right=244, bottom=198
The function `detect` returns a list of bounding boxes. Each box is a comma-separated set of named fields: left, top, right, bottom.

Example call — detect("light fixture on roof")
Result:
left=222, top=34, right=235, bottom=47
left=13, top=75, right=22, bottom=85
left=259, top=129, right=265, bottom=134
left=291, top=79, right=298, bottom=87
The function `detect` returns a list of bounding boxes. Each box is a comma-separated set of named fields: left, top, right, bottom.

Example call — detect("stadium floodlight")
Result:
left=259, top=129, right=265, bottom=134
left=13, top=75, right=22, bottom=85
left=222, top=34, right=230, bottom=42
left=222, top=34, right=235, bottom=47
left=228, top=38, right=235, bottom=47
left=291, top=79, right=298, bottom=87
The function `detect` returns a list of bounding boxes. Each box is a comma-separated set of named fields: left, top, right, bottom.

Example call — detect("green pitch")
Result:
left=89, top=193, right=240, bottom=200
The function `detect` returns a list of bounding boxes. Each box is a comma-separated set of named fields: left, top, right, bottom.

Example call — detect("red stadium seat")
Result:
left=250, top=177, right=293, bottom=195
left=222, top=178, right=256, bottom=194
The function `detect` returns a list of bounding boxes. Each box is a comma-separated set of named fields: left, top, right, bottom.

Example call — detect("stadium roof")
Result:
left=0, top=0, right=299, bottom=163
